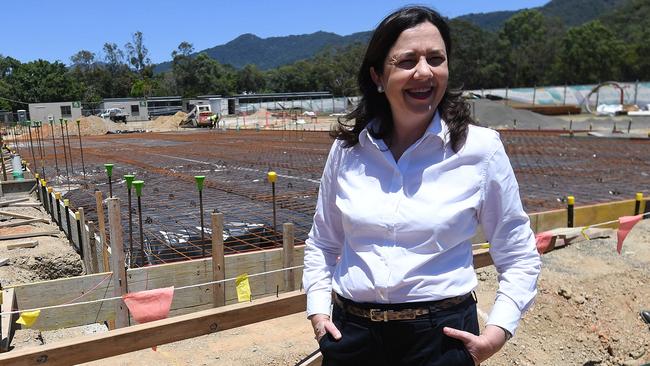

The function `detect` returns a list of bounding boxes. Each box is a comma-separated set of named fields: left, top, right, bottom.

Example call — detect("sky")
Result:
left=1, top=0, right=549, bottom=65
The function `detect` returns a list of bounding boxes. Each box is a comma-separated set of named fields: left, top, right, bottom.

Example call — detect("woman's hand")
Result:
left=443, top=324, right=508, bottom=365
left=309, top=314, right=342, bottom=342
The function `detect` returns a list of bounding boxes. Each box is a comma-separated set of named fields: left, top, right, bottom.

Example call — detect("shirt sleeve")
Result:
left=302, top=140, right=345, bottom=317
left=478, top=133, right=542, bottom=336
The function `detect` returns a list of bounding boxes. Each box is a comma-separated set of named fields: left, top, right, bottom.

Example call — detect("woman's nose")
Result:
left=413, top=57, right=433, bottom=79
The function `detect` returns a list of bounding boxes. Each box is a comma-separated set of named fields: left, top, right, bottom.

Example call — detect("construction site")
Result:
left=0, top=94, right=649, bottom=366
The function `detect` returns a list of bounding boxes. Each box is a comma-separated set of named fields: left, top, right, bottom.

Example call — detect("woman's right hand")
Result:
left=309, top=314, right=342, bottom=342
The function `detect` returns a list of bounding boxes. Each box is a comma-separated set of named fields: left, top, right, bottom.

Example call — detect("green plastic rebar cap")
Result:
left=64, top=199, right=70, bottom=206
left=133, top=180, right=144, bottom=196
left=194, top=176, right=206, bottom=191
left=76, top=119, right=80, bottom=125
left=59, top=118, right=64, bottom=124
left=104, top=163, right=114, bottom=177
left=124, top=175, right=135, bottom=189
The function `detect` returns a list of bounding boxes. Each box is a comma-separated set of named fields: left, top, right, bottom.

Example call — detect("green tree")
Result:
left=125, top=31, right=152, bottom=78
left=448, top=19, right=504, bottom=89
left=499, top=10, right=562, bottom=87
left=171, top=42, right=197, bottom=96
left=237, top=64, right=265, bottom=93
left=552, top=20, right=626, bottom=84
left=8, top=60, right=79, bottom=104
left=102, top=42, right=135, bottom=97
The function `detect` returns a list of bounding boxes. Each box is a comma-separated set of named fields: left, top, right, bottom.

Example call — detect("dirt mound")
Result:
left=148, top=111, right=187, bottom=131
left=37, top=116, right=115, bottom=137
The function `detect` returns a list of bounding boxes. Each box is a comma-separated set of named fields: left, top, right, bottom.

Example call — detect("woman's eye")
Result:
left=427, top=57, right=445, bottom=66
left=397, top=59, right=417, bottom=69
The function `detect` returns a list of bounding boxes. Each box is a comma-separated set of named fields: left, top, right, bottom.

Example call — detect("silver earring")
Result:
left=377, top=85, right=384, bottom=93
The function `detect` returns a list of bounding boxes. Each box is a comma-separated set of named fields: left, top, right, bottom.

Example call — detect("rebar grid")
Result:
left=29, top=129, right=649, bottom=267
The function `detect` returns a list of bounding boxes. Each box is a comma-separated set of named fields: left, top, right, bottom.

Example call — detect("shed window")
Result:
left=131, top=105, right=140, bottom=117
left=60, top=105, right=72, bottom=118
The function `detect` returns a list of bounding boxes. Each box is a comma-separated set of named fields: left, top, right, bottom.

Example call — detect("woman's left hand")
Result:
left=443, top=324, right=508, bottom=365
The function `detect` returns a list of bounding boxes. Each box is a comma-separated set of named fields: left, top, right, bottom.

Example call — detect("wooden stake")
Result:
left=282, top=223, right=295, bottom=291
left=95, top=191, right=109, bottom=272
left=211, top=212, right=225, bottom=307
left=78, top=207, right=91, bottom=273
left=0, top=288, right=18, bottom=352
left=107, top=197, right=129, bottom=328
left=87, top=221, right=99, bottom=274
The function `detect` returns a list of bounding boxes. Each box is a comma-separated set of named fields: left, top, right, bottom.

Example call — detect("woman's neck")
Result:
left=389, top=116, right=430, bottom=162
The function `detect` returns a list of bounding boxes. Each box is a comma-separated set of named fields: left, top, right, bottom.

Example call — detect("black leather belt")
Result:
left=334, top=292, right=473, bottom=322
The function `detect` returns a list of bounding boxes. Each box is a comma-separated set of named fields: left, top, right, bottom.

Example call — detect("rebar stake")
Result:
left=195, top=175, right=206, bottom=257
left=267, top=171, right=277, bottom=232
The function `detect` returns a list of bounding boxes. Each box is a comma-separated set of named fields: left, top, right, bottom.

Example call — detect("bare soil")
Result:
left=0, top=200, right=83, bottom=286
left=8, top=219, right=649, bottom=366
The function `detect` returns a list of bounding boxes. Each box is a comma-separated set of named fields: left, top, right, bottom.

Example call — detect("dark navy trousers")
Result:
left=319, top=295, right=479, bottom=366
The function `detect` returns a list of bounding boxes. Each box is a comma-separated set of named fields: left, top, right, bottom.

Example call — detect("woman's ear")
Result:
left=370, top=67, right=382, bottom=89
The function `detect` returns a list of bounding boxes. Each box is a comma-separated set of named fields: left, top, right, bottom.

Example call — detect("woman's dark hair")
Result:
left=332, top=5, right=474, bottom=152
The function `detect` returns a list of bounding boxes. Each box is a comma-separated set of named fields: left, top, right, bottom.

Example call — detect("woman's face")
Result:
left=371, top=21, right=449, bottom=129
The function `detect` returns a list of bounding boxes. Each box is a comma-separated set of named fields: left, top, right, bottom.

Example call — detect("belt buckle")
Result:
left=369, top=309, right=418, bottom=321
left=369, top=309, right=388, bottom=322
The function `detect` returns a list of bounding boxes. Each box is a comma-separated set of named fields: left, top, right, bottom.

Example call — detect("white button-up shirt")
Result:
left=303, top=112, right=541, bottom=334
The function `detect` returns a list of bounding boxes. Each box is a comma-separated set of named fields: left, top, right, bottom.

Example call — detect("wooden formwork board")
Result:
left=7, top=246, right=305, bottom=330
left=0, top=291, right=307, bottom=366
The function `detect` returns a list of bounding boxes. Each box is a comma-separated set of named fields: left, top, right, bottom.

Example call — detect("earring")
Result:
left=377, top=85, right=384, bottom=93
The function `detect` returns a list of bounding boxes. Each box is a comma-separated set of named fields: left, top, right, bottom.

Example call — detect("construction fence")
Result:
left=471, top=81, right=650, bottom=108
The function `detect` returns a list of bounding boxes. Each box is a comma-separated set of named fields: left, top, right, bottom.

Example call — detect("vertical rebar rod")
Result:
left=35, top=123, right=46, bottom=178
left=200, top=189, right=205, bottom=257
left=125, top=174, right=135, bottom=267
left=137, top=196, right=144, bottom=266
left=50, top=120, right=60, bottom=175
left=12, top=125, right=19, bottom=155
left=272, top=182, right=277, bottom=231
left=64, top=120, right=75, bottom=173
left=0, top=140, right=7, bottom=181
left=59, top=120, right=70, bottom=190
left=76, top=121, right=86, bottom=180
left=27, top=125, right=38, bottom=175
left=128, top=187, right=133, bottom=265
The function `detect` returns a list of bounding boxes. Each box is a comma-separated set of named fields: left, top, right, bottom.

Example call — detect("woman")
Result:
left=303, top=6, right=541, bottom=366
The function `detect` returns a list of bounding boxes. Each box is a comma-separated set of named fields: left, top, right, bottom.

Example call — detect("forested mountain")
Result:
left=459, top=0, right=628, bottom=31
left=154, top=31, right=371, bottom=73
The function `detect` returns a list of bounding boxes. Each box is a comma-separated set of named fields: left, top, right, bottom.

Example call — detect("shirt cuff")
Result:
left=486, top=295, right=522, bottom=336
left=306, top=290, right=333, bottom=318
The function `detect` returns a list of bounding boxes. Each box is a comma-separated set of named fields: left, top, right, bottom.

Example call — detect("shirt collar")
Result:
left=359, top=111, right=450, bottom=148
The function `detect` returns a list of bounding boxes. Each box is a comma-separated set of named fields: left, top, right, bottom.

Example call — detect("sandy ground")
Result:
left=0, top=195, right=82, bottom=286
left=8, top=220, right=649, bottom=366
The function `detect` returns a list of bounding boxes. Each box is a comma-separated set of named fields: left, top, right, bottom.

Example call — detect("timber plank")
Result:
left=0, top=211, right=44, bottom=221
left=0, top=291, right=307, bottom=366
left=6, top=241, right=38, bottom=250
left=0, top=230, right=59, bottom=241
left=0, top=218, right=48, bottom=228
left=0, top=198, right=28, bottom=207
